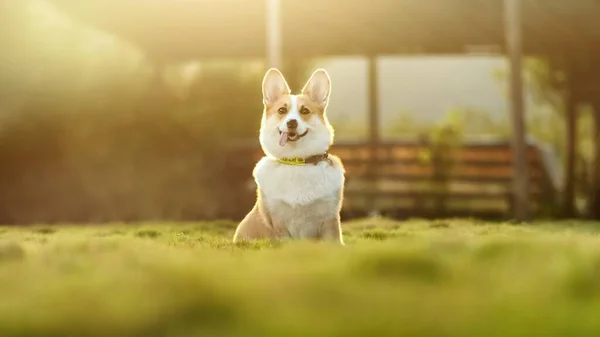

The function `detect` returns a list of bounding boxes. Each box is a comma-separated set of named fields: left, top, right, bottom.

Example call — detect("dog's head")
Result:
left=259, top=68, right=334, bottom=159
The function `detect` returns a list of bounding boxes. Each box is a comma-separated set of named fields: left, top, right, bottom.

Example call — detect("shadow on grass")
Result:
left=354, top=249, right=448, bottom=283
left=33, top=228, right=57, bottom=235
left=0, top=241, right=25, bottom=262
left=135, top=229, right=162, bottom=239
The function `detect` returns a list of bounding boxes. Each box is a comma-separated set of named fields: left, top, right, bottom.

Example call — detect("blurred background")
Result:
left=1, top=0, right=599, bottom=224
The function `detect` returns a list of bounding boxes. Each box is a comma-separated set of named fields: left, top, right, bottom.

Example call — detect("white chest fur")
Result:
left=253, top=157, right=344, bottom=237
left=254, top=157, right=344, bottom=206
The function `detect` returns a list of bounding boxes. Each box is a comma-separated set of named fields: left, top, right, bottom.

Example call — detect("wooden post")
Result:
left=563, top=62, right=578, bottom=218
left=504, top=0, right=530, bottom=221
left=265, top=0, right=282, bottom=69
left=588, top=95, right=600, bottom=219
left=367, top=55, right=380, bottom=216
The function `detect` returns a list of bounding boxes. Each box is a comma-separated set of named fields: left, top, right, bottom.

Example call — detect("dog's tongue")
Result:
left=279, top=132, right=288, bottom=146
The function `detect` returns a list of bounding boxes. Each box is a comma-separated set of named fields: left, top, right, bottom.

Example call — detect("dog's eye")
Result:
left=300, top=107, right=310, bottom=115
left=277, top=107, right=287, bottom=114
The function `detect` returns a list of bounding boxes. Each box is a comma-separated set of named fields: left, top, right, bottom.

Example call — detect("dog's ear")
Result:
left=302, top=69, right=331, bottom=109
left=262, top=68, right=290, bottom=106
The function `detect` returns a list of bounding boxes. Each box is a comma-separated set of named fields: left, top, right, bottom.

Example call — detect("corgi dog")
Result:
left=233, top=68, right=345, bottom=244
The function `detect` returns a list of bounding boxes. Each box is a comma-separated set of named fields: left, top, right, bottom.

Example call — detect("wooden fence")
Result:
left=226, top=137, right=561, bottom=220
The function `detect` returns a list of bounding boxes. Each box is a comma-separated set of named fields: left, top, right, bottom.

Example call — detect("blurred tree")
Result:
left=0, top=0, right=313, bottom=223
left=494, top=57, right=582, bottom=217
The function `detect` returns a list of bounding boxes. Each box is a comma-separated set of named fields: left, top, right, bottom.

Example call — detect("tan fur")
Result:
left=264, top=94, right=324, bottom=121
left=233, top=68, right=344, bottom=245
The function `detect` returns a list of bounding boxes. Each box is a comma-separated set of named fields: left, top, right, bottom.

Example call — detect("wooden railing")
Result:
left=226, top=137, right=561, bottom=220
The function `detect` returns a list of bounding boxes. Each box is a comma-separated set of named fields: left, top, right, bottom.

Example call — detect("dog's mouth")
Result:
left=278, top=129, right=309, bottom=146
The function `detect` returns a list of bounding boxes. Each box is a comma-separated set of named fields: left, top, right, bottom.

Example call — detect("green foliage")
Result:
left=495, top=56, right=596, bottom=209
left=436, top=117, right=463, bottom=211
left=0, top=219, right=600, bottom=336
left=385, top=107, right=509, bottom=139
left=494, top=57, right=565, bottom=110
left=0, top=0, right=305, bottom=223
left=383, top=111, right=422, bottom=137
left=417, top=110, right=464, bottom=212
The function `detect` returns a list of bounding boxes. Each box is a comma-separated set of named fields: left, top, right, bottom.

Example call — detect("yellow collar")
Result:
left=277, top=157, right=308, bottom=166
left=276, top=153, right=330, bottom=166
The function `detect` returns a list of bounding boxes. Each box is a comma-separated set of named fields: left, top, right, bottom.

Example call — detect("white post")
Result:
left=265, top=0, right=282, bottom=69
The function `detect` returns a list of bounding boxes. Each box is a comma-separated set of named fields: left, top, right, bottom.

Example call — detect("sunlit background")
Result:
left=1, top=0, right=600, bottom=224
left=4, top=3, right=600, bottom=337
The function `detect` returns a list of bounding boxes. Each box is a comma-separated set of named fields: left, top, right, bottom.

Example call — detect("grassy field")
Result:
left=1, top=218, right=600, bottom=336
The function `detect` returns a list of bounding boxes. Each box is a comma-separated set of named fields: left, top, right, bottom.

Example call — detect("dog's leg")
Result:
left=320, top=217, right=345, bottom=245
left=233, top=204, right=274, bottom=242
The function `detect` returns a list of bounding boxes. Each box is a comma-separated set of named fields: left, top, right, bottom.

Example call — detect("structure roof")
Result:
left=49, top=0, right=600, bottom=62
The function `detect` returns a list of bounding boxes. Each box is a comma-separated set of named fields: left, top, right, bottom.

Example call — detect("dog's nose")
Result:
left=286, top=119, right=298, bottom=129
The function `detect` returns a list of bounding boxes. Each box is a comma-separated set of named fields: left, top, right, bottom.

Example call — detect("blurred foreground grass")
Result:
left=1, top=218, right=600, bottom=336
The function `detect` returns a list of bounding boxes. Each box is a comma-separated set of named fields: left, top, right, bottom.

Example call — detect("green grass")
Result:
left=1, top=218, right=600, bottom=336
